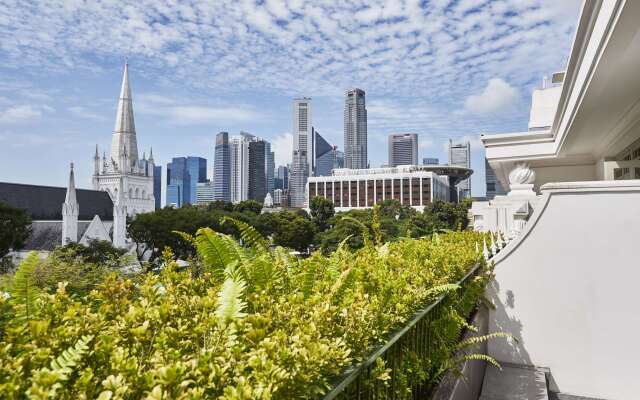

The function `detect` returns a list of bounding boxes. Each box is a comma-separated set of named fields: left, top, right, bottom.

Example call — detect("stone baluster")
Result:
left=483, top=237, right=490, bottom=261
left=490, top=232, right=497, bottom=255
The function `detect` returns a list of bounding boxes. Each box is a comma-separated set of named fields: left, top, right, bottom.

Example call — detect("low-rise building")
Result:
left=306, top=165, right=471, bottom=212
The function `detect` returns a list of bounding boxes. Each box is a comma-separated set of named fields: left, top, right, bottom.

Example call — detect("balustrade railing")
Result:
left=321, top=261, right=485, bottom=400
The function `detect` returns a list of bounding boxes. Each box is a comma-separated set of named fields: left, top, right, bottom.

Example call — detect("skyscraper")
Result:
left=265, top=142, right=275, bottom=196
left=290, top=98, right=312, bottom=207
left=275, top=165, right=289, bottom=190
left=313, top=130, right=335, bottom=176
left=388, top=133, right=418, bottom=167
left=166, top=157, right=188, bottom=207
left=248, top=139, right=266, bottom=203
left=448, top=139, right=471, bottom=198
left=485, top=158, right=506, bottom=199
left=344, top=88, right=368, bottom=169
left=196, top=181, right=215, bottom=205
left=153, top=165, right=161, bottom=209
left=187, top=157, right=207, bottom=204
left=230, top=136, right=249, bottom=204
left=214, top=131, right=231, bottom=202
left=166, top=156, right=206, bottom=207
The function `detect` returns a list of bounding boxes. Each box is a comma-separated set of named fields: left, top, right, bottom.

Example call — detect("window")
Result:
left=487, top=183, right=496, bottom=191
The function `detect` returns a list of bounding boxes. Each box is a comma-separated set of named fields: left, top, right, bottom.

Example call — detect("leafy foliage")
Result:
left=0, top=228, right=496, bottom=399
left=8, top=251, right=40, bottom=321
left=0, top=201, right=32, bottom=258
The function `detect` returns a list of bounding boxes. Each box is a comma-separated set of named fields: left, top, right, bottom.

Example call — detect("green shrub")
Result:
left=0, top=228, right=492, bottom=399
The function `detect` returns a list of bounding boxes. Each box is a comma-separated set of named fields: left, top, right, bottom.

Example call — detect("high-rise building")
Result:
left=166, top=156, right=206, bottom=207
left=214, top=131, right=231, bottom=202
left=265, top=142, right=275, bottom=196
left=344, top=88, right=368, bottom=169
left=230, top=136, right=249, bottom=204
left=248, top=139, right=266, bottom=203
left=313, top=130, right=335, bottom=176
left=187, top=157, right=207, bottom=204
left=273, top=188, right=283, bottom=205
left=290, top=98, right=313, bottom=207
left=153, top=165, right=161, bottom=209
left=448, top=139, right=471, bottom=198
left=388, top=133, right=418, bottom=167
left=166, top=157, right=188, bottom=207
left=196, top=181, right=215, bottom=205
left=275, top=165, right=289, bottom=190
left=92, top=62, right=155, bottom=216
left=423, top=157, right=439, bottom=165
left=485, top=158, right=506, bottom=199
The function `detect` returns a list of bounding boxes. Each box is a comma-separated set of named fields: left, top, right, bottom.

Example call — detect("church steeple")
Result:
left=110, top=61, right=138, bottom=166
left=62, top=162, right=79, bottom=245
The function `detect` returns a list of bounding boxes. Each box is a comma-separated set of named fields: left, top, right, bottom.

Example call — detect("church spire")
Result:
left=65, top=162, right=77, bottom=205
left=110, top=60, right=139, bottom=165
left=62, top=162, right=79, bottom=245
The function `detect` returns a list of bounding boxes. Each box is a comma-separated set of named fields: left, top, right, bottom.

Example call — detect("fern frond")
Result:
left=50, top=334, right=94, bottom=379
left=173, top=230, right=195, bottom=244
left=432, top=232, right=441, bottom=245
left=457, top=332, right=515, bottom=349
left=330, top=268, right=356, bottom=305
left=9, top=251, right=41, bottom=321
left=336, top=235, right=354, bottom=253
left=193, top=228, right=240, bottom=279
left=302, top=261, right=318, bottom=299
left=424, top=283, right=459, bottom=298
left=221, top=217, right=269, bottom=254
left=454, top=353, right=502, bottom=370
left=215, top=264, right=247, bottom=326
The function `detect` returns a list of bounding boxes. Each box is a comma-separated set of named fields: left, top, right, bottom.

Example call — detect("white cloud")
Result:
left=271, top=132, right=293, bottom=167
left=464, top=78, right=520, bottom=114
left=68, top=106, right=106, bottom=121
left=0, top=105, right=43, bottom=123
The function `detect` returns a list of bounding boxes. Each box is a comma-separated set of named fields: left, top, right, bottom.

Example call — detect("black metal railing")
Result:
left=322, top=262, right=483, bottom=400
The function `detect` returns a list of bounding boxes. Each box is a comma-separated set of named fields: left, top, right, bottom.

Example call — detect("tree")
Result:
left=422, top=200, right=470, bottom=233
left=272, top=211, right=316, bottom=252
left=316, top=209, right=372, bottom=253
left=233, top=200, right=263, bottom=215
left=0, top=202, right=31, bottom=258
left=309, top=197, right=335, bottom=232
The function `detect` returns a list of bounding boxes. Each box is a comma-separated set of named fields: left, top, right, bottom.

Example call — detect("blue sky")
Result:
left=0, top=0, right=582, bottom=197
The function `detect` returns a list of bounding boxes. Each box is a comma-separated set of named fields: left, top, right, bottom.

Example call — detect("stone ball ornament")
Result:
left=509, top=163, right=536, bottom=185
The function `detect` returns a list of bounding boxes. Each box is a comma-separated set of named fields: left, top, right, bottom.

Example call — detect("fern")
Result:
left=221, top=217, right=269, bottom=254
left=192, top=228, right=240, bottom=279
left=330, top=268, right=357, bottom=305
left=215, top=263, right=247, bottom=326
left=455, top=353, right=502, bottom=370
left=457, top=332, right=514, bottom=349
left=9, top=251, right=41, bottom=321
left=302, top=261, right=318, bottom=299
left=50, top=334, right=94, bottom=378
left=27, top=334, right=94, bottom=399
left=424, top=283, right=459, bottom=299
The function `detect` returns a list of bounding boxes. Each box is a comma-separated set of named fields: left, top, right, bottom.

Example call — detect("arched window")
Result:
left=129, top=188, right=133, bottom=198
left=142, top=190, right=147, bottom=199
left=135, top=188, right=140, bottom=198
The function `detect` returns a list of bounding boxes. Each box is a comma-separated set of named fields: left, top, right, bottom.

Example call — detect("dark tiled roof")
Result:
left=0, top=182, right=113, bottom=221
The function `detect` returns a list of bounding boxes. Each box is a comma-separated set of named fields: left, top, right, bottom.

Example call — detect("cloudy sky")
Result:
left=0, top=0, right=582, bottom=197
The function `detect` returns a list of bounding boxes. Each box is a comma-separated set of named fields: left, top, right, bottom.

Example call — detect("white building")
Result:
left=93, top=62, right=155, bottom=216
left=290, top=98, right=312, bottom=207
left=230, top=135, right=250, bottom=204
left=472, top=1, right=640, bottom=398
left=306, top=165, right=466, bottom=212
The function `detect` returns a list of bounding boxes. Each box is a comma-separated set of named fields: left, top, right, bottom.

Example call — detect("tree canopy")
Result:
left=0, top=202, right=31, bottom=258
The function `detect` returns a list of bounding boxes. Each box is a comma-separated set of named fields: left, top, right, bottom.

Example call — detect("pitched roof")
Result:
left=0, top=182, right=113, bottom=221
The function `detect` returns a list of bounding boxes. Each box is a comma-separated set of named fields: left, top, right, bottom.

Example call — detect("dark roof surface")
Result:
left=0, top=182, right=113, bottom=221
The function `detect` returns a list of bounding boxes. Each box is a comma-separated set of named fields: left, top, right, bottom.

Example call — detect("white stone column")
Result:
left=419, top=177, right=423, bottom=205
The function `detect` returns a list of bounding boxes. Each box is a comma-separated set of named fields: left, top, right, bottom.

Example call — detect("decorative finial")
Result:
left=70, top=162, right=74, bottom=171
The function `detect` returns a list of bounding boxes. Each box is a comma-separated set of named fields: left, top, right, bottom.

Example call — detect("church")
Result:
left=93, top=61, right=155, bottom=216
left=0, top=62, right=154, bottom=257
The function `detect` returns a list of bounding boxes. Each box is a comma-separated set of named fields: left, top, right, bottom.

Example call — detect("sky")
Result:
left=0, top=0, right=582, bottom=197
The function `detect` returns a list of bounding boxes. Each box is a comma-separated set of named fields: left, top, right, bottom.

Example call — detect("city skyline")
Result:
left=0, top=1, right=582, bottom=197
